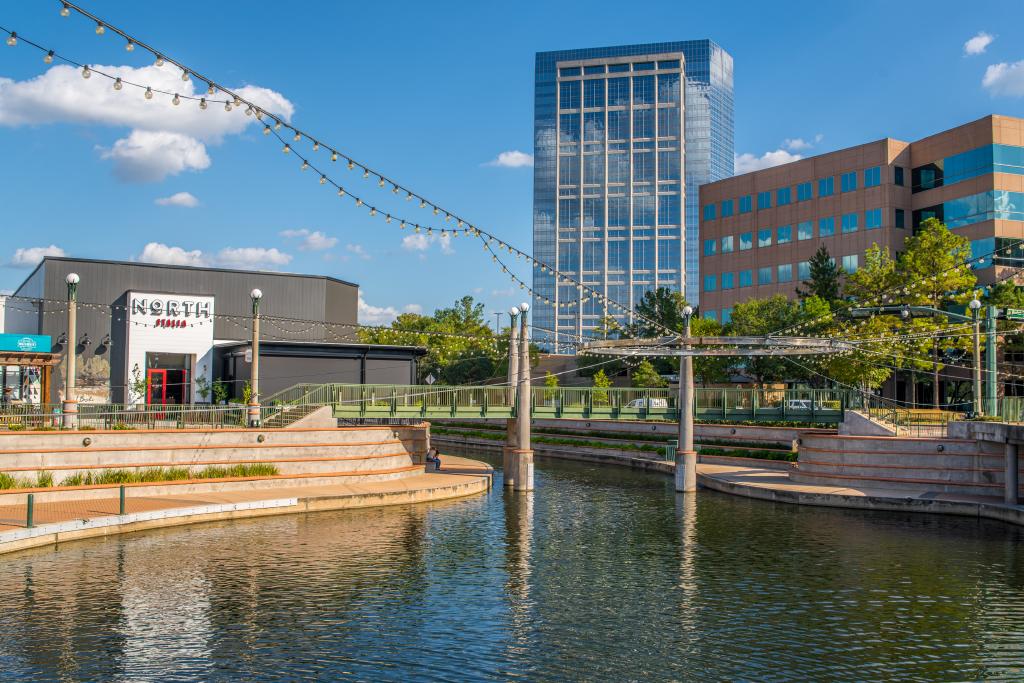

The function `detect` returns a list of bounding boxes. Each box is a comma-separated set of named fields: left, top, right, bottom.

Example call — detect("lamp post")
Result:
left=249, top=288, right=263, bottom=427
left=504, top=306, right=520, bottom=488
left=969, top=298, right=982, bottom=416
left=62, top=272, right=80, bottom=429
left=515, top=301, right=534, bottom=491
left=675, top=305, right=697, bottom=493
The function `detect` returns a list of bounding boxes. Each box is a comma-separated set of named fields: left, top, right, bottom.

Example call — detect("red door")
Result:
left=147, top=369, right=167, bottom=405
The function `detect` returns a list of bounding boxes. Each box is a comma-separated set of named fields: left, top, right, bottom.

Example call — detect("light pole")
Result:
left=970, top=297, right=982, bottom=416
left=675, top=305, right=697, bottom=492
left=249, top=288, right=263, bottom=427
left=515, top=301, right=534, bottom=491
left=494, top=312, right=502, bottom=336
left=504, top=306, right=520, bottom=488
left=62, top=272, right=80, bottom=429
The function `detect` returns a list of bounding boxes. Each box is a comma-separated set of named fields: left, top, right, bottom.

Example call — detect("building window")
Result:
left=558, top=198, right=580, bottom=227
left=657, top=73, right=680, bottom=104
left=798, top=221, right=813, bottom=240
left=840, top=171, right=857, bottom=193
left=864, top=166, right=881, bottom=187
left=583, top=197, right=604, bottom=228
left=608, top=196, right=629, bottom=226
left=607, top=110, right=629, bottom=141
left=608, top=241, right=628, bottom=271
left=757, top=191, right=772, bottom=209
left=721, top=308, right=732, bottom=324
left=739, top=270, right=753, bottom=287
left=818, top=176, right=835, bottom=197
left=658, top=150, right=680, bottom=181
left=607, top=77, right=629, bottom=106
left=703, top=274, right=717, bottom=292
left=658, top=107, right=681, bottom=138
left=842, top=254, right=858, bottom=273
left=559, top=80, right=581, bottom=109
left=758, top=228, right=772, bottom=248
left=583, top=79, right=605, bottom=108
left=658, top=238, right=680, bottom=270
left=777, top=225, right=792, bottom=244
left=912, top=162, right=942, bottom=193
left=632, top=239, right=654, bottom=270
left=703, top=204, right=716, bottom=222
left=798, top=261, right=811, bottom=280
left=739, top=232, right=753, bottom=250
left=819, top=217, right=835, bottom=237
left=894, top=166, right=905, bottom=187
left=797, top=182, right=813, bottom=202
left=583, top=154, right=604, bottom=184
left=633, top=195, right=655, bottom=226
left=777, top=187, right=792, bottom=206
left=841, top=213, right=858, bottom=233
left=722, top=272, right=735, bottom=290
left=583, top=241, right=604, bottom=271
left=865, top=208, right=882, bottom=230
left=895, top=208, right=905, bottom=229
left=721, top=235, right=734, bottom=253
left=633, top=75, right=654, bottom=105
left=758, top=266, right=772, bottom=285
left=633, top=108, right=655, bottom=138
left=739, top=195, right=753, bottom=214
left=703, top=239, right=717, bottom=256
left=721, top=199, right=734, bottom=217
left=778, top=264, right=793, bottom=283
left=971, top=238, right=995, bottom=270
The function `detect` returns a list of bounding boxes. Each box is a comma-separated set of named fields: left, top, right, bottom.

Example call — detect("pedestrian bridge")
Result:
left=265, top=384, right=847, bottom=424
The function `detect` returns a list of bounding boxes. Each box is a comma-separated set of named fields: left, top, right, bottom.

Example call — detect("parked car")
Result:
left=786, top=399, right=813, bottom=411
left=625, top=398, right=669, bottom=409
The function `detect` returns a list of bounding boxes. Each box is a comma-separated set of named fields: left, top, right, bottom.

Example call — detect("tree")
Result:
left=543, top=371, right=559, bottom=401
left=689, top=315, right=731, bottom=386
left=631, top=287, right=688, bottom=337
left=592, top=369, right=612, bottom=405
left=796, top=245, right=844, bottom=306
left=726, top=295, right=808, bottom=387
left=631, top=359, right=667, bottom=388
left=898, top=218, right=976, bottom=406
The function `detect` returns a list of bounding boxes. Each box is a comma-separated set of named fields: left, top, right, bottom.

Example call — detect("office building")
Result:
left=699, top=114, right=1024, bottom=323
left=533, top=41, right=734, bottom=350
left=3, top=257, right=423, bottom=405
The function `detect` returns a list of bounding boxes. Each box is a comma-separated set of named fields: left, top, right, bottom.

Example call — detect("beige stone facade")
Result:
left=698, top=115, right=1024, bottom=321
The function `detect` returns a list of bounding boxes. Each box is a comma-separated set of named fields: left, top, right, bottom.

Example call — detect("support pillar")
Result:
left=675, top=308, right=697, bottom=493
left=986, top=305, right=998, bottom=417
left=248, top=288, right=263, bottom=428
left=514, top=303, right=534, bottom=492
left=504, top=309, right=520, bottom=488
left=1006, top=442, right=1019, bottom=506
left=62, top=273, right=80, bottom=430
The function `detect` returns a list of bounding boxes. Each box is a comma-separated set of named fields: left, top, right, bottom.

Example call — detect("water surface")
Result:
left=1, top=455, right=1023, bottom=681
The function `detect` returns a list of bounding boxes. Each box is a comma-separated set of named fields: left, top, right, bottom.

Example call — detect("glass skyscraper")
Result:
left=532, top=41, right=734, bottom=350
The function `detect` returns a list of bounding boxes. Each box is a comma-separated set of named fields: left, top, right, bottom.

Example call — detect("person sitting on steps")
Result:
left=426, top=447, right=442, bottom=471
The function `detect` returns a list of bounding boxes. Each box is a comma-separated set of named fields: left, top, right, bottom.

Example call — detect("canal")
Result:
left=1, top=455, right=1023, bottom=681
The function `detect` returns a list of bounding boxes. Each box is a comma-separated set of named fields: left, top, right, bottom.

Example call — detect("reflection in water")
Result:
left=0, top=455, right=1022, bottom=681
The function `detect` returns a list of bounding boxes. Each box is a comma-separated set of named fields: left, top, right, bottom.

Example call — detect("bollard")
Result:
left=119, top=485, right=126, bottom=515
left=26, top=493, right=34, bottom=529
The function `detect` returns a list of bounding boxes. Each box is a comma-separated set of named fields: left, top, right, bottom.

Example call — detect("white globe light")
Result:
left=509, top=307, right=519, bottom=316
left=519, top=302, right=530, bottom=312
left=251, top=288, right=263, bottom=300
left=969, top=299, right=981, bottom=310
left=66, top=272, right=80, bottom=285
left=682, top=305, right=693, bottom=316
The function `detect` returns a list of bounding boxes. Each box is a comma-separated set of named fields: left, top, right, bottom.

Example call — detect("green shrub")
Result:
left=6, top=424, right=25, bottom=431
left=112, top=423, right=133, bottom=430
left=35, top=471, right=54, bottom=488
left=0, top=472, right=19, bottom=489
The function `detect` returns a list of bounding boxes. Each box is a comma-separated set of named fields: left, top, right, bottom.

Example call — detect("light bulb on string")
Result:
left=355, top=198, right=363, bottom=207
left=233, top=96, right=241, bottom=107
left=362, top=169, right=370, bottom=179
left=144, top=86, right=153, bottom=100
left=224, top=100, right=232, bottom=112
left=6, top=32, right=16, bottom=47
left=378, top=177, right=385, bottom=188
left=292, top=131, right=301, bottom=142
left=81, top=65, right=91, bottom=79
left=113, top=77, right=122, bottom=90
left=155, top=55, right=165, bottom=67
left=282, top=144, right=291, bottom=153
left=43, top=50, right=54, bottom=64
left=319, top=175, right=327, bottom=185
left=369, top=208, right=377, bottom=217
left=273, top=120, right=282, bottom=131
left=95, top=22, right=105, bottom=35
left=406, top=192, right=413, bottom=201
left=60, top=3, right=70, bottom=17
left=262, top=124, right=270, bottom=134
left=331, top=152, right=338, bottom=162
left=172, top=93, right=181, bottom=105
left=337, top=188, right=346, bottom=197
left=419, top=200, right=427, bottom=209
left=300, top=160, right=309, bottom=171
left=245, top=106, right=253, bottom=116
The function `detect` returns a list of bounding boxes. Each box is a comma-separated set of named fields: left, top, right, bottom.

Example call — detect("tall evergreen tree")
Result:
left=796, top=245, right=844, bottom=305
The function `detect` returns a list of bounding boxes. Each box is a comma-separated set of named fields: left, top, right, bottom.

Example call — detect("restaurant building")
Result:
left=2, top=257, right=424, bottom=405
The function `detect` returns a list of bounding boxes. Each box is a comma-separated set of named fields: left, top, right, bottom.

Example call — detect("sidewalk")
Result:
left=0, top=456, right=492, bottom=554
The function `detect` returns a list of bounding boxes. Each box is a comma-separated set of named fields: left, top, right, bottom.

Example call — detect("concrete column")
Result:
left=62, top=273, right=80, bottom=430
left=514, top=303, right=534, bottom=492
left=1006, top=442, right=1019, bottom=506
left=504, top=310, right=520, bottom=488
left=675, top=308, right=697, bottom=492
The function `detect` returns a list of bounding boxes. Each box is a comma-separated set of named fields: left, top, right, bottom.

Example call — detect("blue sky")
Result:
left=0, top=0, right=1022, bottom=324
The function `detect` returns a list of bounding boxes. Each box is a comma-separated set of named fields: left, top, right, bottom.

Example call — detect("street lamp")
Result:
left=249, top=288, right=263, bottom=427
left=970, top=298, right=982, bottom=416
left=677, top=305, right=696, bottom=492
left=515, top=301, right=534, bottom=491
left=504, top=305, right=521, bottom=488
left=63, top=272, right=80, bottom=429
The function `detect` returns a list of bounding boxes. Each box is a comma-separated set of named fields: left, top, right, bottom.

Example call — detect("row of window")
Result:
left=556, top=239, right=681, bottom=272
left=559, top=74, right=681, bottom=109
left=913, top=190, right=1024, bottom=230
left=558, top=110, right=682, bottom=144
left=558, top=195, right=682, bottom=228
left=702, top=255, right=861, bottom=292
left=912, top=144, right=1024, bottom=193
left=559, top=60, right=681, bottom=78
left=558, top=150, right=682, bottom=184
left=701, top=209, right=896, bottom=256
left=703, top=166, right=898, bottom=221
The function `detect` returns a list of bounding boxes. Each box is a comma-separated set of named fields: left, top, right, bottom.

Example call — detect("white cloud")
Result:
left=216, top=247, right=292, bottom=270
left=137, top=242, right=209, bottom=267
left=280, top=228, right=338, bottom=251
left=100, top=130, right=210, bottom=182
left=735, top=149, right=803, bottom=175
left=10, top=245, right=65, bottom=267
left=403, top=304, right=423, bottom=314
left=357, top=294, right=401, bottom=325
left=0, top=64, right=293, bottom=182
left=345, top=243, right=371, bottom=260
left=485, top=150, right=534, bottom=168
left=783, top=138, right=812, bottom=151
left=964, top=32, right=995, bottom=56
left=491, top=287, right=516, bottom=297
left=401, top=232, right=453, bottom=254
left=154, top=191, right=200, bottom=208
left=982, top=60, right=1024, bottom=97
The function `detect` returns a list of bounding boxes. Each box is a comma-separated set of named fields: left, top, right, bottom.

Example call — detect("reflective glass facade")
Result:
left=534, top=41, right=734, bottom=349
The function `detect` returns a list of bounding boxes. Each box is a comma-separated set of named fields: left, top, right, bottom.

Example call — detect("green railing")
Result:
left=0, top=403, right=258, bottom=430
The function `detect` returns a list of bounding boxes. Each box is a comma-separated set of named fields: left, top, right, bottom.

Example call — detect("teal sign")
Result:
left=0, top=333, right=52, bottom=353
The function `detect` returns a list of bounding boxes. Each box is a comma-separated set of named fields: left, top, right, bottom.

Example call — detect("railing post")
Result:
left=752, top=390, right=757, bottom=421
left=119, top=485, right=126, bottom=515
left=586, top=387, right=592, bottom=418
left=26, top=493, right=34, bottom=529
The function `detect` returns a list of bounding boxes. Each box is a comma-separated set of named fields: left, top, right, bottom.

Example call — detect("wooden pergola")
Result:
left=0, top=351, right=60, bottom=404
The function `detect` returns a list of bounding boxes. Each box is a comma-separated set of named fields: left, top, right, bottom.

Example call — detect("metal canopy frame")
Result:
left=580, top=335, right=853, bottom=357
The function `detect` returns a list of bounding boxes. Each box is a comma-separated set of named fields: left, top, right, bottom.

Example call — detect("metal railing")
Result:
left=0, top=403, right=261, bottom=430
